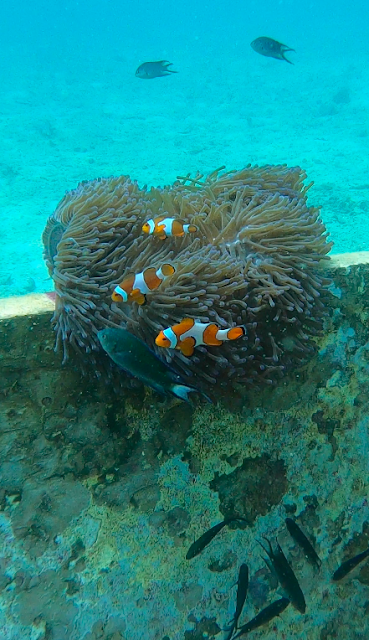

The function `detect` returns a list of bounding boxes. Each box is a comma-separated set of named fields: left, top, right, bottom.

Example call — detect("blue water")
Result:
left=1, top=5, right=369, bottom=640
left=1, top=0, right=369, bottom=297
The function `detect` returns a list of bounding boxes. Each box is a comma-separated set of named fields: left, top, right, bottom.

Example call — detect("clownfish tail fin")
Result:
left=228, top=326, right=245, bottom=340
left=134, top=293, right=146, bottom=305
left=161, top=263, right=176, bottom=277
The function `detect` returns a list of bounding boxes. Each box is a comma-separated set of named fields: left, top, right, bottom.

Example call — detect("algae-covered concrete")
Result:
left=0, top=254, right=369, bottom=640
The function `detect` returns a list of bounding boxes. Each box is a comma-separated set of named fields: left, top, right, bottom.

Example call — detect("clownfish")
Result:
left=155, top=318, right=245, bottom=357
left=112, top=263, right=175, bottom=305
left=142, top=216, right=197, bottom=240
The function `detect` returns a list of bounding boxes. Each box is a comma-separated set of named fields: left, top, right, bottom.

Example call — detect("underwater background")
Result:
left=0, top=0, right=369, bottom=298
left=2, top=2, right=369, bottom=640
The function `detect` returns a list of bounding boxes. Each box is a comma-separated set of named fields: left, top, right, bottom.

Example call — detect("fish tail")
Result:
left=171, top=384, right=212, bottom=403
left=171, top=384, right=195, bottom=402
left=281, top=51, right=294, bottom=64
left=183, top=223, right=197, bottom=234
left=160, top=263, right=176, bottom=277
left=228, top=326, right=245, bottom=340
left=161, top=61, right=178, bottom=74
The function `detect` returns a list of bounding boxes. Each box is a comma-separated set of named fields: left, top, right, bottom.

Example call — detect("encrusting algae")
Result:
left=42, top=164, right=333, bottom=397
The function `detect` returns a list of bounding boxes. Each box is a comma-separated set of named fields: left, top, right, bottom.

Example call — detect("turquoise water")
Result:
left=0, top=0, right=368, bottom=299
left=1, top=4, right=369, bottom=639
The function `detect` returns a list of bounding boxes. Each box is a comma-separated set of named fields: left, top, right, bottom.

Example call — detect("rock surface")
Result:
left=0, top=254, right=369, bottom=639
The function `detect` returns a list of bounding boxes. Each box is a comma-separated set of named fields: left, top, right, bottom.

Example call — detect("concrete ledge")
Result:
left=329, top=251, right=369, bottom=268
left=0, top=292, right=55, bottom=320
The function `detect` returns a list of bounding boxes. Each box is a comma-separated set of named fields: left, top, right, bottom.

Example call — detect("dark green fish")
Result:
left=285, top=518, right=321, bottom=569
left=186, top=518, right=246, bottom=560
left=225, top=563, right=249, bottom=640
left=233, top=597, right=290, bottom=638
left=98, top=327, right=210, bottom=403
left=259, top=537, right=306, bottom=613
left=332, top=547, right=369, bottom=581
left=135, top=60, right=178, bottom=79
left=250, top=37, right=295, bottom=64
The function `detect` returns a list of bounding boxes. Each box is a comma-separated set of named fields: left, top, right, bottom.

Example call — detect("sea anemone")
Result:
left=42, top=165, right=333, bottom=393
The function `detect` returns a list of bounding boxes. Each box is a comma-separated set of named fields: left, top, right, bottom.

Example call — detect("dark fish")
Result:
left=135, top=60, right=178, bottom=79
left=98, top=328, right=210, bottom=403
left=186, top=518, right=246, bottom=560
left=259, top=537, right=306, bottom=613
left=250, top=37, right=295, bottom=64
left=332, top=547, right=369, bottom=581
left=233, top=597, right=290, bottom=638
left=225, top=563, right=249, bottom=640
left=285, top=518, right=322, bottom=569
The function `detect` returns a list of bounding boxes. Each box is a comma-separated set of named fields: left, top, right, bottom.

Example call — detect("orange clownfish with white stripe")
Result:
left=155, top=318, right=245, bottom=357
left=142, top=216, right=197, bottom=240
left=112, top=263, right=175, bottom=305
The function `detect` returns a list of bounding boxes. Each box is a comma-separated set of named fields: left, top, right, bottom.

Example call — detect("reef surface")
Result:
left=0, top=254, right=369, bottom=639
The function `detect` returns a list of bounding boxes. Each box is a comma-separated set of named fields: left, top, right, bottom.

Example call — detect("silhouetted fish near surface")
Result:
left=98, top=327, right=210, bottom=403
left=332, top=547, right=369, bottom=581
left=259, top=537, right=306, bottom=613
left=224, top=563, right=249, bottom=640
left=186, top=517, right=246, bottom=560
left=135, top=60, right=178, bottom=79
left=285, top=518, right=322, bottom=569
left=233, top=597, right=290, bottom=638
left=251, top=37, right=295, bottom=64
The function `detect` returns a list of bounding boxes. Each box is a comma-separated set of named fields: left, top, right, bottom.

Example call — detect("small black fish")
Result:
left=224, top=563, right=249, bottom=640
left=332, top=547, right=369, bottom=581
left=186, top=518, right=246, bottom=560
left=233, top=597, right=290, bottom=638
left=285, top=518, right=322, bottom=569
left=135, top=60, right=178, bottom=79
left=250, top=37, right=295, bottom=64
left=259, top=537, right=306, bottom=613
left=98, top=328, right=210, bottom=403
